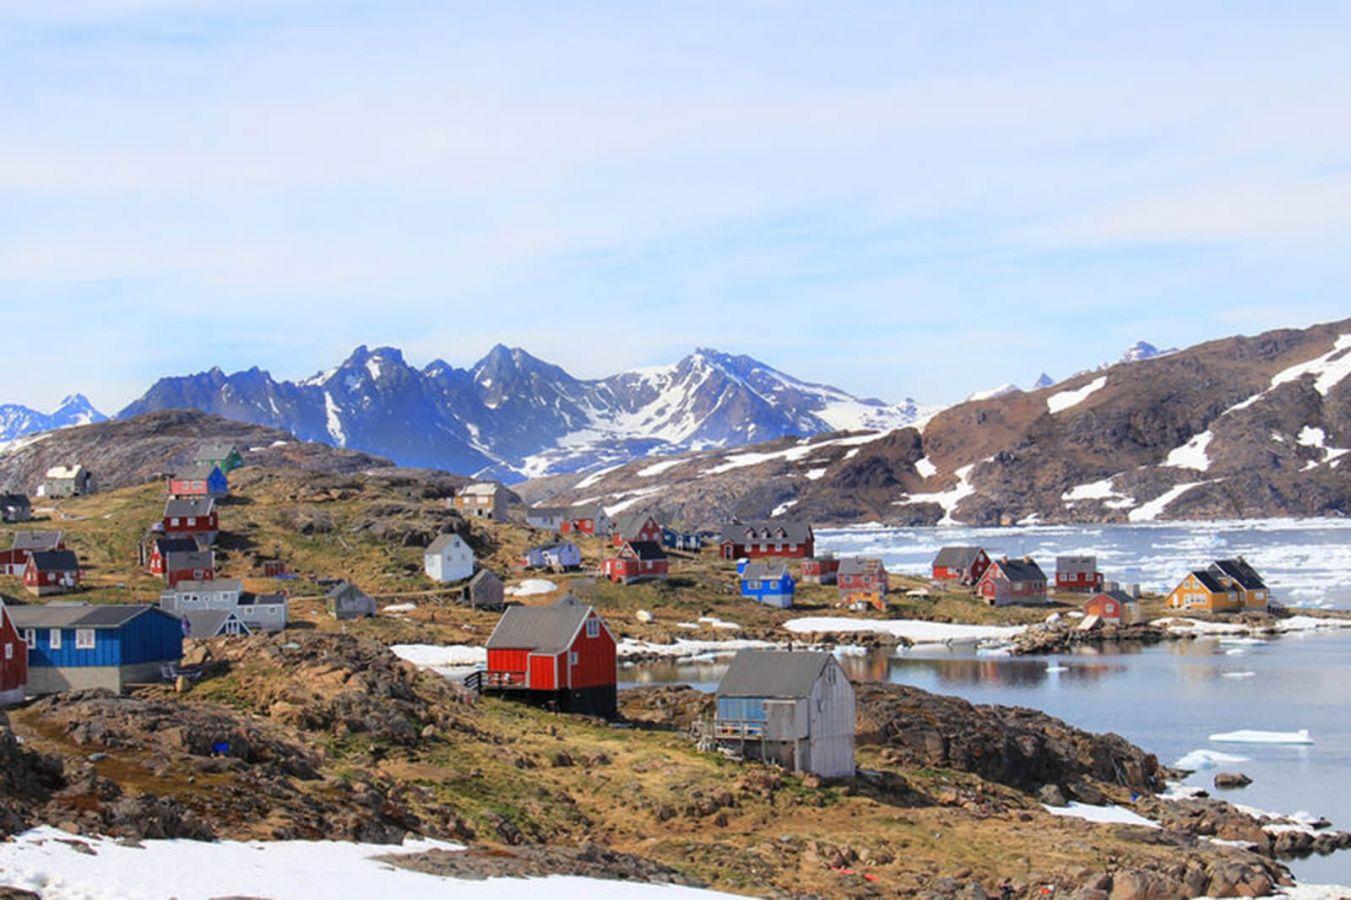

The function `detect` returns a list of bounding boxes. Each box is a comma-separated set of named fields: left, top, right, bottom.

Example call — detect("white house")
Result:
left=424, top=533, right=475, bottom=583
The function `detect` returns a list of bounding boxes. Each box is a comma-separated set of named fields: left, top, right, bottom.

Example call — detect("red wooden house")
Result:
left=24, top=550, right=80, bottom=597
left=800, top=556, right=841, bottom=584
left=0, top=598, right=27, bottom=706
left=145, top=537, right=199, bottom=576
left=167, top=463, right=228, bottom=499
left=483, top=598, right=617, bottom=718
left=838, top=558, right=889, bottom=610
left=1083, top=589, right=1140, bottom=625
left=976, top=556, right=1048, bottom=607
left=0, top=531, right=65, bottom=576
left=1055, top=556, right=1104, bottom=593
left=558, top=505, right=614, bottom=538
left=611, top=513, right=663, bottom=548
left=719, top=522, right=814, bottom=560
left=931, top=546, right=991, bottom=584
left=602, top=540, right=669, bottom=584
left=162, top=548, right=216, bottom=588
left=162, top=498, right=219, bottom=543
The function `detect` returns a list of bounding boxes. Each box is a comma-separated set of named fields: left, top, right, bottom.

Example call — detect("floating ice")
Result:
left=1173, top=748, right=1250, bottom=770
left=1210, top=728, right=1314, bottom=745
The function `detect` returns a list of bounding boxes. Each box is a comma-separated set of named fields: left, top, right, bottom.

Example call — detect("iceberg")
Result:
left=1210, top=728, right=1314, bottom=745
left=1174, top=748, right=1250, bottom=770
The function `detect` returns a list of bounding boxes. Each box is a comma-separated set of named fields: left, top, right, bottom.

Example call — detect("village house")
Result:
left=24, top=550, right=81, bottom=597
left=143, top=536, right=200, bottom=576
left=524, top=506, right=566, bottom=531
left=602, top=540, right=669, bottom=584
left=167, top=463, right=229, bottom=499
left=661, top=527, right=702, bottom=552
left=194, top=442, right=244, bottom=474
left=559, top=505, right=614, bottom=538
left=976, top=556, right=1049, bottom=606
left=931, top=546, right=991, bottom=584
left=482, top=598, right=617, bottom=718
left=1083, top=589, right=1142, bottom=626
left=466, top=569, right=505, bottom=611
left=1167, top=569, right=1240, bottom=613
left=10, top=604, right=183, bottom=694
left=611, top=513, right=663, bottom=547
left=0, top=599, right=28, bottom=705
left=452, top=482, right=506, bottom=521
left=1209, top=558, right=1269, bottom=610
left=521, top=541, right=582, bottom=571
left=326, top=581, right=377, bottom=620
left=161, top=548, right=216, bottom=588
left=41, top=465, right=95, bottom=499
left=800, top=556, right=841, bottom=585
left=181, top=609, right=252, bottom=639
left=719, top=521, right=815, bottom=560
left=838, top=558, right=889, bottom=610
left=739, top=562, right=796, bottom=608
left=424, top=533, right=475, bottom=583
left=712, top=650, right=855, bottom=779
left=0, top=531, right=65, bottom=576
left=161, top=497, right=219, bottom=543
left=1055, top=555, right=1104, bottom=593
left=160, top=579, right=288, bottom=633
left=0, top=494, right=31, bottom=524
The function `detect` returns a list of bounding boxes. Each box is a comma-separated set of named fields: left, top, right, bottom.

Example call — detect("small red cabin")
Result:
left=1083, top=589, right=1139, bottom=625
left=602, top=540, right=669, bottom=584
left=483, top=599, right=617, bottom=718
left=0, top=599, right=28, bottom=705
left=611, top=513, right=663, bottom=548
left=558, top=505, right=612, bottom=537
left=146, top=537, right=199, bottom=576
left=1, top=531, right=65, bottom=576
left=163, top=549, right=216, bottom=588
left=162, top=497, right=219, bottom=542
left=262, top=559, right=287, bottom=577
left=719, top=522, right=814, bottom=560
left=1055, top=556, right=1104, bottom=593
left=976, top=557, right=1048, bottom=607
left=23, top=550, right=80, bottom=597
left=931, top=546, right=991, bottom=584
left=800, top=556, right=841, bottom=584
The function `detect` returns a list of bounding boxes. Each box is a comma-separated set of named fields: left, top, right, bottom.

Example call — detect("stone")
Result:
left=1037, top=784, right=1069, bottom=807
left=1213, top=772, right=1252, bottom=789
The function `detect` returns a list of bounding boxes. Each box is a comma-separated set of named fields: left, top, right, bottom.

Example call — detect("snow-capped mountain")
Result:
left=117, top=346, right=926, bottom=481
left=0, top=395, right=107, bottom=445
left=1119, top=341, right=1174, bottom=364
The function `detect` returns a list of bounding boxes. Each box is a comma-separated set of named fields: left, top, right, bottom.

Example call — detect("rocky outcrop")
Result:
left=386, top=842, right=707, bottom=888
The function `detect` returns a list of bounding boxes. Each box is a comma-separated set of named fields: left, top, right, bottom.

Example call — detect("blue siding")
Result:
left=717, top=696, right=767, bottom=722
left=740, top=573, right=796, bottom=606
left=208, top=469, right=229, bottom=495
left=25, top=609, right=182, bottom=669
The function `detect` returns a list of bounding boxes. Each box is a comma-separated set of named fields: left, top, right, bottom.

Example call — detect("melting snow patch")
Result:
left=697, top=616, right=741, bottom=631
left=505, top=579, right=557, bottom=597
left=771, top=499, right=799, bottom=516
left=1047, top=376, right=1107, bottom=414
left=1271, top=333, right=1351, bottom=396
left=636, top=458, right=684, bottom=478
left=1163, top=431, right=1213, bottom=471
left=1127, top=481, right=1210, bottom=523
left=1210, top=728, right=1313, bottom=745
left=1042, top=803, right=1158, bottom=829
left=617, top=638, right=776, bottom=659
left=915, top=457, right=938, bottom=478
left=1222, top=671, right=1257, bottom=679
left=783, top=617, right=1024, bottom=644
left=391, top=644, right=486, bottom=668
left=382, top=603, right=417, bottom=613
left=897, top=462, right=979, bottom=525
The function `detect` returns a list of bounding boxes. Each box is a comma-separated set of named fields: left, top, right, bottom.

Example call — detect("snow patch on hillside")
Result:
left=1128, top=481, right=1211, bottom=522
left=1271, top=334, right=1351, bottom=396
left=1163, top=431, right=1213, bottom=471
left=1046, top=376, right=1107, bottom=414
left=1061, top=476, right=1136, bottom=509
left=895, top=462, right=979, bottom=525
left=702, top=432, right=883, bottom=476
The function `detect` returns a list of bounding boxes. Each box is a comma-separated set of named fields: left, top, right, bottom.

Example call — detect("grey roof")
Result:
left=12, top=531, right=63, bottom=552
left=174, top=463, right=222, bottom=480
left=29, top=550, right=78, bottom=572
left=614, top=512, right=658, bottom=538
left=933, top=546, right=985, bottom=568
left=1210, top=558, right=1266, bottom=591
left=741, top=562, right=791, bottom=580
left=167, top=578, right=242, bottom=593
left=469, top=569, right=500, bottom=587
left=839, top=557, right=885, bottom=577
left=426, top=532, right=468, bottom=554
left=163, top=549, right=214, bottom=570
left=238, top=592, right=286, bottom=607
left=486, top=598, right=593, bottom=653
left=717, top=650, right=835, bottom=699
left=182, top=609, right=248, bottom=638
left=9, top=603, right=159, bottom=630
left=325, top=580, right=370, bottom=601
left=990, top=557, right=1046, bottom=582
left=1095, top=589, right=1136, bottom=605
left=195, top=442, right=239, bottom=459
left=164, top=497, right=215, bottom=518
left=566, top=504, right=607, bottom=520
left=458, top=482, right=500, bottom=496
left=526, top=506, right=566, bottom=518
left=720, top=521, right=813, bottom=544
left=1056, top=555, right=1097, bottom=568
left=1191, top=569, right=1231, bottom=593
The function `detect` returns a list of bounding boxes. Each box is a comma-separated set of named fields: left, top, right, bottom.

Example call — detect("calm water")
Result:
left=815, top=519, right=1351, bottom=608
left=621, top=631, right=1351, bottom=883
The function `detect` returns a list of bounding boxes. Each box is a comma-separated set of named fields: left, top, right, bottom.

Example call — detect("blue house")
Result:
left=739, top=562, right=796, bottom=608
left=661, top=528, right=702, bottom=552
left=8, top=604, right=184, bottom=695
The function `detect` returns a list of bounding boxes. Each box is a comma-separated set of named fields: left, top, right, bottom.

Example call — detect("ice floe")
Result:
left=1173, top=749, right=1250, bottom=770
left=783, top=616, right=1025, bottom=644
left=1210, top=728, right=1314, bottom=745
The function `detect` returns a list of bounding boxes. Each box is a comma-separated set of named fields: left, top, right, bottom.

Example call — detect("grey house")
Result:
left=41, top=465, right=95, bottom=499
left=160, top=579, right=288, bottom=633
left=466, top=569, right=504, bottom=611
left=326, top=581, right=377, bottom=620
left=181, top=608, right=252, bottom=638
left=713, top=650, right=856, bottom=779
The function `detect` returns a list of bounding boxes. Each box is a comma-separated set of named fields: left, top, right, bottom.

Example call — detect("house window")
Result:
left=22, top=629, right=34, bottom=648
left=187, top=517, right=196, bottom=526
left=586, top=618, right=600, bottom=639
left=569, top=651, right=579, bottom=665
left=49, top=629, right=62, bottom=649
left=75, top=629, right=95, bottom=650
left=4, top=643, right=11, bottom=660
left=170, top=517, right=180, bottom=526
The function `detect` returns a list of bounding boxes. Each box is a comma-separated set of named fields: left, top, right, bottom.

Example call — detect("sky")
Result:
left=3, top=1, right=1350, bottom=414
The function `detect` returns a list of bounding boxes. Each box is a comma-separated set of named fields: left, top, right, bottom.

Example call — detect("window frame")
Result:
left=585, top=618, right=600, bottom=639
left=48, top=628, right=62, bottom=650
left=75, top=628, right=95, bottom=650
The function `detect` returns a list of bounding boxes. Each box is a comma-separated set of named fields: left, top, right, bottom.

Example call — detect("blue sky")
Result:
left=3, top=2, right=1350, bottom=413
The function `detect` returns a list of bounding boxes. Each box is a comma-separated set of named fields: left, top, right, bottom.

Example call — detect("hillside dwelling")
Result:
left=931, top=546, right=991, bottom=584
left=162, top=497, right=219, bottom=543
left=144, top=537, right=199, bottom=576
left=424, top=533, right=475, bottom=583
left=167, top=463, right=229, bottom=499
left=0, top=494, right=31, bottom=524
left=800, top=556, right=841, bottom=585
left=181, top=609, right=252, bottom=639
left=483, top=598, right=617, bottom=718
left=602, top=540, right=669, bottom=584
left=611, top=513, right=663, bottom=548
left=559, top=505, right=614, bottom=538
left=41, top=465, right=95, bottom=499
left=160, top=579, right=289, bottom=633
left=524, top=506, right=566, bottom=531
left=326, top=581, right=377, bottom=620
left=452, top=482, right=506, bottom=521
left=976, top=557, right=1049, bottom=606
left=1083, top=589, right=1141, bottom=625
left=740, top=562, right=796, bottom=608
left=1055, top=556, right=1104, bottom=593
left=194, top=442, right=244, bottom=474
left=24, top=550, right=81, bottom=597
left=161, top=548, right=216, bottom=588
left=1209, top=558, right=1269, bottom=610
left=0, top=530, right=65, bottom=576
left=1167, top=569, right=1241, bottom=613
left=261, top=559, right=287, bottom=578
left=661, top=527, right=702, bottom=552
left=521, top=541, right=582, bottom=571
left=0, top=599, right=28, bottom=705
left=838, top=558, right=889, bottom=610
left=713, top=650, right=855, bottom=779
left=719, top=522, right=815, bottom=560
left=467, top=569, right=506, bottom=611
left=10, top=604, right=183, bottom=694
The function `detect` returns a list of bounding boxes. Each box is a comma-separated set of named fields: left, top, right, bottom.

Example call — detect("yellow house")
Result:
left=1209, top=558, right=1269, bottom=610
left=1166, top=570, right=1240, bottom=613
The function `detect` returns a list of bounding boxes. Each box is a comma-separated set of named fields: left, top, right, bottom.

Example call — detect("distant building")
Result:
left=800, top=556, right=840, bottom=585
left=181, top=609, right=252, bottom=639
left=483, top=598, right=617, bottom=718
left=10, top=604, right=183, bottom=694
left=162, top=497, right=219, bottom=543
left=194, top=443, right=244, bottom=474
left=41, top=465, right=95, bottom=499
left=1083, top=589, right=1141, bottom=625
left=161, top=548, right=216, bottom=588
left=522, top=541, right=582, bottom=571
left=144, top=537, right=200, bottom=577
left=452, top=483, right=506, bottom=521
left=0, top=531, right=65, bottom=576
left=661, top=527, right=702, bottom=552
left=524, top=507, right=566, bottom=531
left=24, top=550, right=81, bottom=597
left=424, top=533, right=476, bottom=583
left=0, top=598, right=28, bottom=705
left=602, top=540, right=668, bottom=584
left=838, top=558, right=889, bottom=610
left=466, top=569, right=505, bottom=611
left=160, top=579, right=288, bottom=633
left=559, top=505, right=614, bottom=538
left=0, top=494, right=31, bottom=524
left=611, top=513, right=663, bottom=548
left=167, top=464, right=229, bottom=499
left=1055, top=555, right=1104, bottom=593
left=1208, top=558, right=1269, bottom=610
left=326, top=581, right=377, bottom=620
left=1166, top=569, right=1239, bottom=613
left=931, top=546, right=991, bottom=584
left=713, top=650, right=855, bottom=778
left=976, top=556, right=1049, bottom=606
left=739, top=562, right=796, bottom=608
left=718, top=522, right=815, bottom=560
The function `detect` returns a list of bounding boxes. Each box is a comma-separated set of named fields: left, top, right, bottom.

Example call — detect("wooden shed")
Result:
left=483, top=598, right=617, bottom=718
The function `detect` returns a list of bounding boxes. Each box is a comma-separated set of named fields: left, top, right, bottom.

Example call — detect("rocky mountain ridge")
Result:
left=0, top=395, right=106, bottom=445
